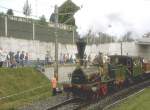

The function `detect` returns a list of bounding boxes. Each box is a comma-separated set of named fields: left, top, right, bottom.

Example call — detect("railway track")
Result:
left=84, top=79, right=150, bottom=110
left=47, top=78, right=150, bottom=110
left=47, top=97, right=86, bottom=110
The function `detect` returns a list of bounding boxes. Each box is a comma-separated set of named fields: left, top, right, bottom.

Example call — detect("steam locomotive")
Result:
left=63, top=39, right=150, bottom=100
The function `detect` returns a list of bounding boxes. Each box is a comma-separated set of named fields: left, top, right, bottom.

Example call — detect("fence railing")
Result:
left=0, top=14, right=78, bottom=44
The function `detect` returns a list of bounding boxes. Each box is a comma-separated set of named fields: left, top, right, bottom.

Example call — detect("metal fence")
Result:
left=0, top=15, right=78, bottom=44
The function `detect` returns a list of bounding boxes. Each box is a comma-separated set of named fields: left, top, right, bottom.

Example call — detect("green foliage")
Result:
left=23, top=0, right=32, bottom=16
left=84, top=32, right=115, bottom=45
left=0, top=12, right=5, bottom=16
left=38, top=15, right=47, bottom=25
left=50, top=13, right=55, bottom=22
left=7, top=9, right=14, bottom=16
left=50, top=0, right=79, bottom=25
left=0, top=67, right=51, bottom=110
left=118, top=32, right=134, bottom=42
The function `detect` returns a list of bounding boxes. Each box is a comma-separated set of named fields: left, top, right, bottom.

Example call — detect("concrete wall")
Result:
left=44, top=66, right=76, bottom=82
left=0, top=37, right=150, bottom=60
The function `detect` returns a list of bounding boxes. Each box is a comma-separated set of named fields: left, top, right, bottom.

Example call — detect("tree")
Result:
left=7, top=9, right=14, bottom=15
left=50, top=0, right=79, bottom=25
left=23, top=0, right=32, bottom=17
left=0, top=12, right=5, bottom=16
left=85, top=32, right=115, bottom=44
left=49, top=13, right=55, bottom=22
left=122, top=32, right=134, bottom=42
left=38, top=15, right=47, bottom=25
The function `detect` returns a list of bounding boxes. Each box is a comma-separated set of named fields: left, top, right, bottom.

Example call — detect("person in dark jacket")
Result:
left=20, top=51, right=25, bottom=67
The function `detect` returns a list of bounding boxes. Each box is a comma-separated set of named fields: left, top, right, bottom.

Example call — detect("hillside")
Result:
left=0, top=67, right=51, bottom=110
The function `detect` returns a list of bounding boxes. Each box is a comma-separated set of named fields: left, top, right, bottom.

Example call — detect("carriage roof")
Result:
left=109, top=55, right=142, bottom=65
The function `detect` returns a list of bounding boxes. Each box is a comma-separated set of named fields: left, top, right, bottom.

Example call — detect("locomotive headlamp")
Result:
left=92, top=86, right=97, bottom=92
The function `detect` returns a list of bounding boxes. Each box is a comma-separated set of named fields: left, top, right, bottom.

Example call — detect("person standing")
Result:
left=51, top=75, right=57, bottom=96
left=11, top=54, right=17, bottom=68
left=25, top=52, right=29, bottom=66
left=20, top=51, right=25, bottom=67
left=6, top=52, right=10, bottom=67
left=0, top=48, right=4, bottom=67
left=15, top=51, right=20, bottom=67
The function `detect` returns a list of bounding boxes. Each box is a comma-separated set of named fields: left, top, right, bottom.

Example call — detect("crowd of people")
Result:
left=44, top=53, right=78, bottom=65
left=0, top=49, right=29, bottom=68
left=59, top=53, right=75, bottom=64
left=0, top=48, right=93, bottom=68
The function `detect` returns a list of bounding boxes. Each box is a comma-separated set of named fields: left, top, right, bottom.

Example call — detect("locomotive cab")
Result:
left=109, top=55, right=144, bottom=86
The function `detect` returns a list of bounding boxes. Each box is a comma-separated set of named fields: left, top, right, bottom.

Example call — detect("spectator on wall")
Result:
left=60, top=53, right=64, bottom=64
left=66, top=53, right=69, bottom=63
left=10, top=51, right=14, bottom=66
left=20, top=51, right=25, bottom=67
left=70, top=55, right=73, bottom=63
left=49, top=55, right=53, bottom=65
left=63, top=54, right=66, bottom=64
left=45, top=51, right=49, bottom=65
left=10, top=54, right=16, bottom=68
left=15, top=51, right=20, bottom=67
left=0, top=48, right=5, bottom=67
left=25, top=52, right=29, bottom=66
left=6, top=52, right=11, bottom=67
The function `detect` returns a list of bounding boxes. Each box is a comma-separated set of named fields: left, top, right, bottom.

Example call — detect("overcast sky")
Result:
left=1, top=0, right=150, bottom=38
left=0, top=0, right=85, bottom=20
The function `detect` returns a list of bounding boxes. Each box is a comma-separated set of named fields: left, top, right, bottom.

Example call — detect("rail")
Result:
left=85, top=78, right=150, bottom=110
left=47, top=98, right=81, bottom=110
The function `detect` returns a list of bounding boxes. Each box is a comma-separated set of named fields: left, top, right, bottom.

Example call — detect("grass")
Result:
left=110, top=88, right=150, bottom=110
left=0, top=67, right=51, bottom=110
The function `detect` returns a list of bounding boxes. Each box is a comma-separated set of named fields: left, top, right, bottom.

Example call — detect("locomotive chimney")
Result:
left=76, top=38, right=86, bottom=65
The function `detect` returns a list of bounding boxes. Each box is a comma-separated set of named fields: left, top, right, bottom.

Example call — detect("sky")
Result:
left=74, top=0, right=150, bottom=38
left=0, top=0, right=85, bottom=20
left=1, top=0, right=150, bottom=38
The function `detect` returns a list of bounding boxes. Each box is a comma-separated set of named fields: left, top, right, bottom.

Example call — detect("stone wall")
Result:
left=0, top=37, right=150, bottom=60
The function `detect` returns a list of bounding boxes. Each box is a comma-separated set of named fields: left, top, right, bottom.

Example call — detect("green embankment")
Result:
left=110, top=88, right=150, bottom=110
left=0, top=67, right=51, bottom=110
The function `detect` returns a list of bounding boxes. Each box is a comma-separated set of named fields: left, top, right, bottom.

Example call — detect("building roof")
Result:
left=136, top=37, right=150, bottom=45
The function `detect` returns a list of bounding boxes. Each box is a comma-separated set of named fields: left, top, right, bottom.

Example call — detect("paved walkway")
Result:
left=43, top=66, right=76, bottom=83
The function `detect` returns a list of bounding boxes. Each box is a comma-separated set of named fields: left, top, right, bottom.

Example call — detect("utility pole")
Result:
left=73, top=27, right=75, bottom=44
left=54, top=5, right=58, bottom=80
left=5, top=15, right=8, bottom=37
left=121, top=41, right=123, bottom=56
left=33, top=22, right=35, bottom=40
